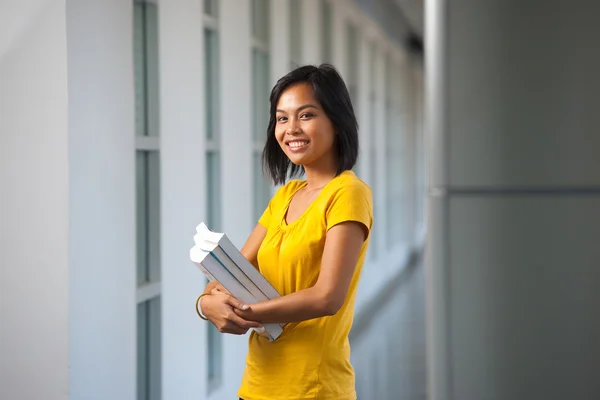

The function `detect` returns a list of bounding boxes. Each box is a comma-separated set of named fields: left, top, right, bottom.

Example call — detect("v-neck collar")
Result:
left=280, top=170, right=354, bottom=229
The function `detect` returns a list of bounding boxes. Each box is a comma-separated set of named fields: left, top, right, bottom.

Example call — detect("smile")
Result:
left=286, top=140, right=309, bottom=152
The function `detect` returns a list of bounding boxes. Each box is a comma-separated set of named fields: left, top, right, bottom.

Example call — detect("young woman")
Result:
left=198, top=64, right=373, bottom=400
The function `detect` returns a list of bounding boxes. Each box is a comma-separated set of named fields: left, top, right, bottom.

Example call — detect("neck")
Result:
left=303, top=154, right=340, bottom=191
left=304, top=169, right=337, bottom=191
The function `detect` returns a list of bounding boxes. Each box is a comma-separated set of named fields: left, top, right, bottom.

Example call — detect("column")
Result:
left=0, top=2, right=69, bottom=399
left=66, top=1, right=136, bottom=398
left=270, top=0, right=291, bottom=84
left=219, top=1, right=255, bottom=398
left=331, top=0, right=348, bottom=80
left=300, top=0, right=322, bottom=65
left=159, top=0, right=207, bottom=398
left=426, top=1, right=600, bottom=399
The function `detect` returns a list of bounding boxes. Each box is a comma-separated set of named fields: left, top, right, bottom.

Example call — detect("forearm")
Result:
left=235, top=286, right=337, bottom=324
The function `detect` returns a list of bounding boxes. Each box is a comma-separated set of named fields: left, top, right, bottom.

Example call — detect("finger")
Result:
left=220, top=323, right=248, bottom=335
left=227, top=311, right=262, bottom=329
left=224, top=295, right=250, bottom=311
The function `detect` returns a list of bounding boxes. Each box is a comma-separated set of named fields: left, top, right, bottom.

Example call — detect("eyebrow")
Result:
left=276, top=104, right=320, bottom=114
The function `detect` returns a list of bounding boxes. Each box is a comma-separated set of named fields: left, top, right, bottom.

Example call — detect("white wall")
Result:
left=213, top=1, right=255, bottom=398
left=66, top=0, right=136, bottom=398
left=159, top=0, right=208, bottom=398
left=0, top=1, right=70, bottom=399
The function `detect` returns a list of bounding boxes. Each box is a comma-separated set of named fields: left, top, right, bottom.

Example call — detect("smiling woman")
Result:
left=199, top=64, right=372, bottom=400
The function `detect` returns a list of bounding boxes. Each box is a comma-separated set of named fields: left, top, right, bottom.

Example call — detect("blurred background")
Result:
left=1, top=0, right=599, bottom=399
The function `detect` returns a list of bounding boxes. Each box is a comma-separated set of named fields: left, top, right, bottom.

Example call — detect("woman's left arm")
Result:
left=232, top=220, right=366, bottom=324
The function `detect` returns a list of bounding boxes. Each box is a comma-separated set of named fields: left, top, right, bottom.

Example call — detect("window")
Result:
left=346, top=23, right=359, bottom=106
left=203, top=2, right=222, bottom=393
left=368, top=44, right=378, bottom=261
left=289, top=0, right=302, bottom=68
left=252, top=0, right=272, bottom=224
left=385, top=56, right=403, bottom=246
left=321, top=0, right=333, bottom=63
left=134, top=1, right=161, bottom=400
left=204, top=0, right=218, bottom=17
left=346, top=22, right=359, bottom=175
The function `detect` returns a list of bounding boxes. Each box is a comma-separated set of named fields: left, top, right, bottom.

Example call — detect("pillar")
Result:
left=425, top=0, right=600, bottom=399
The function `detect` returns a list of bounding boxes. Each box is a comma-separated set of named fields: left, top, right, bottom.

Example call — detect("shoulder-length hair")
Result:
left=262, top=64, right=359, bottom=185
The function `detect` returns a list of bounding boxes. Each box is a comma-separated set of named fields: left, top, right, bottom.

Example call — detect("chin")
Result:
left=286, top=154, right=314, bottom=167
left=287, top=158, right=306, bottom=167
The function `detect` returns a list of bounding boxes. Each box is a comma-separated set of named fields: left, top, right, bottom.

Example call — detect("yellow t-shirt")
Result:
left=238, top=170, right=373, bottom=400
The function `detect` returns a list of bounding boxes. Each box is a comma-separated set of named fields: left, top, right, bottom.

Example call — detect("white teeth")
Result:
left=288, top=141, right=308, bottom=148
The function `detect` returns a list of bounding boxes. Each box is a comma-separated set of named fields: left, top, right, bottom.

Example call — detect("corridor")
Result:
left=351, top=254, right=427, bottom=400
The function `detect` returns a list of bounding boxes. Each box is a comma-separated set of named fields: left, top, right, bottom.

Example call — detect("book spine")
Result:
left=197, top=264, right=217, bottom=282
left=219, top=238, right=282, bottom=300
left=201, top=255, right=256, bottom=305
left=211, top=247, right=270, bottom=302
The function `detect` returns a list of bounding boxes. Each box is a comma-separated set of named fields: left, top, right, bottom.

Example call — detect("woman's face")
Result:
left=274, top=83, right=336, bottom=168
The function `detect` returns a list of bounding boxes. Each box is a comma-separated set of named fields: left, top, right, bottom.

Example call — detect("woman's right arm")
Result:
left=239, top=222, right=268, bottom=268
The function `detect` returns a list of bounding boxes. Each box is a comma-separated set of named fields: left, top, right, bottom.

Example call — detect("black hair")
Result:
left=262, top=64, right=359, bottom=185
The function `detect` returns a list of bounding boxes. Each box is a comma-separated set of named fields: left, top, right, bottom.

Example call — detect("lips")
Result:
left=284, top=139, right=310, bottom=152
left=287, top=140, right=309, bottom=148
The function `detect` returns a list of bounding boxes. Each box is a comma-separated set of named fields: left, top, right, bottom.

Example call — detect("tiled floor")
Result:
left=350, top=256, right=427, bottom=400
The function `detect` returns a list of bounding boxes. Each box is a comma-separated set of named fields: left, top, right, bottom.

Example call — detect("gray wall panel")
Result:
left=449, top=196, right=600, bottom=400
left=447, top=1, right=600, bottom=188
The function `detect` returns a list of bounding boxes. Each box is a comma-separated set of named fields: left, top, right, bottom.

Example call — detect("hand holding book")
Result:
left=199, top=291, right=263, bottom=335
left=190, top=222, right=284, bottom=341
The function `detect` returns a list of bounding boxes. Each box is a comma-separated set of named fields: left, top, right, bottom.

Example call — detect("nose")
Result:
left=286, top=117, right=301, bottom=135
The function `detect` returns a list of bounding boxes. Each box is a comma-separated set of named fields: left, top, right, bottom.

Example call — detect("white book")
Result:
left=190, top=223, right=283, bottom=341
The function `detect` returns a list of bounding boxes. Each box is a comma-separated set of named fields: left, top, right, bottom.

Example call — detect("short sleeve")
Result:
left=325, top=182, right=373, bottom=239
left=257, top=184, right=288, bottom=229
left=258, top=192, right=276, bottom=228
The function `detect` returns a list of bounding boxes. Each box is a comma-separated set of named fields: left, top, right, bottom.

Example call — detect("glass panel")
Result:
left=133, top=3, right=147, bottom=137
left=385, top=58, right=402, bottom=246
left=136, top=151, right=148, bottom=283
left=321, top=0, right=332, bottom=63
left=136, top=151, right=160, bottom=284
left=137, top=302, right=148, bottom=400
left=204, top=29, right=219, bottom=140
left=147, top=152, right=161, bottom=281
left=204, top=0, right=217, bottom=16
left=369, top=145, right=377, bottom=261
left=346, top=23, right=359, bottom=108
left=148, top=297, right=161, bottom=400
left=134, top=1, right=159, bottom=137
left=253, top=152, right=271, bottom=223
left=137, top=297, right=161, bottom=400
left=206, top=151, right=221, bottom=231
left=252, top=50, right=270, bottom=141
left=289, top=0, right=302, bottom=68
left=252, top=0, right=270, bottom=44
left=386, top=127, right=402, bottom=245
left=206, top=148, right=223, bottom=390
left=347, top=25, right=359, bottom=177
left=145, top=3, right=160, bottom=137
left=368, top=45, right=377, bottom=260
left=207, top=325, right=222, bottom=389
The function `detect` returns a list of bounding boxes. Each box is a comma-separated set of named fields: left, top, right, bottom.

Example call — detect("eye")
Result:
left=277, top=116, right=287, bottom=123
left=300, top=112, right=314, bottom=119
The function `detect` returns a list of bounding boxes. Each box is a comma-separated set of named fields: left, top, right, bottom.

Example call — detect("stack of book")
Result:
left=190, top=222, right=283, bottom=342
